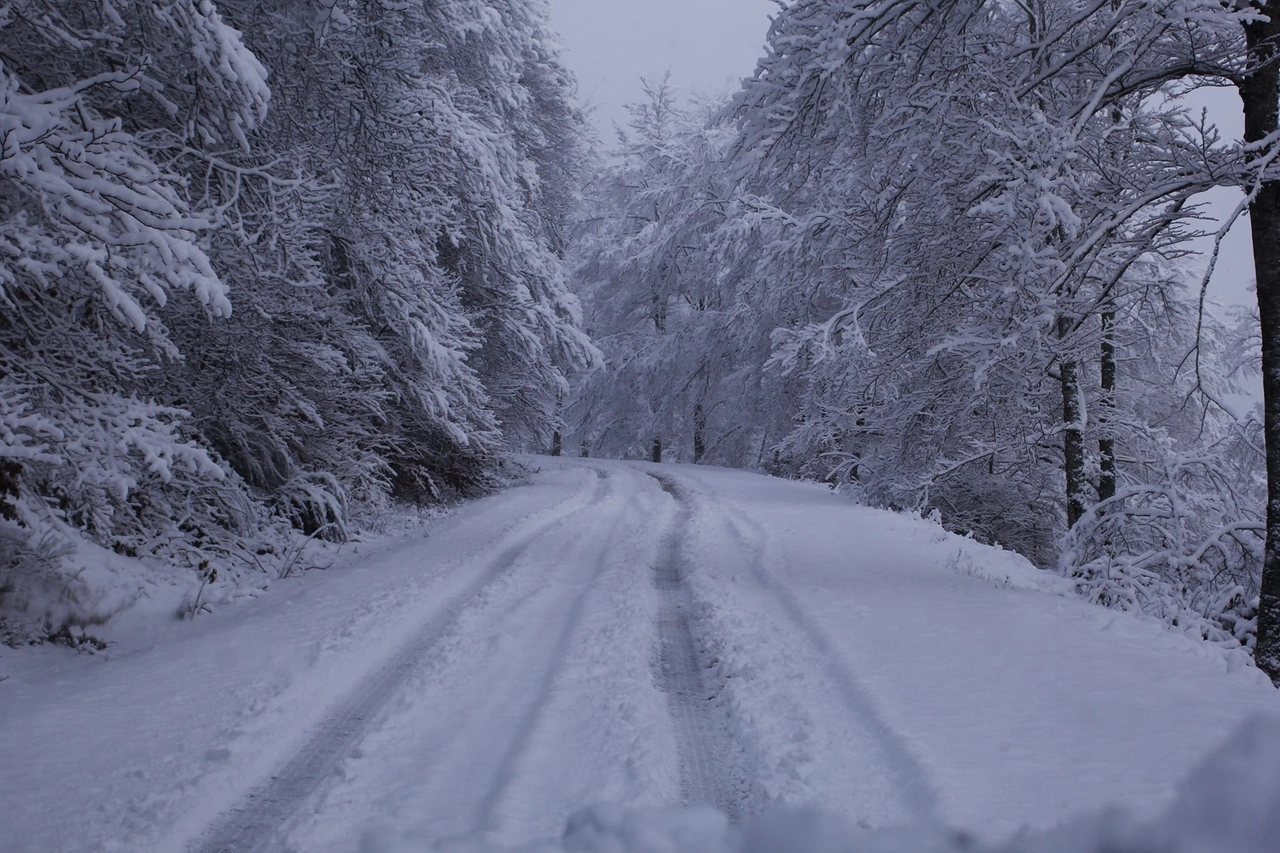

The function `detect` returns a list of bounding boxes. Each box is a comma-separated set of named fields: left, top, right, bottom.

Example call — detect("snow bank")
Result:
left=364, top=713, right=1280, bottom=853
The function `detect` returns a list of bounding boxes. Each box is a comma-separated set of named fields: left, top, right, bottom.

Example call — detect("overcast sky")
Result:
left=1175, top=88, right=1256, bottom=317
left=546, top=0, right=775, bottom=139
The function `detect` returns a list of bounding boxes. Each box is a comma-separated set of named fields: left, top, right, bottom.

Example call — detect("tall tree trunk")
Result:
left=1098, top=311, right=1117, bottom=504
left=693, top=404, right=707, bottom=464
left=1241, top=9, right=1280, bottom=684
left=651, top=437, right=662, bottom=464
left=1059, top=318, right=1087, bottom=529
left=550, top=390, right=563, bottom=456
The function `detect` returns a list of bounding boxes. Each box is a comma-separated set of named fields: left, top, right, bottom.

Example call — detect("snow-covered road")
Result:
left=1, top=459, right=1277, bottom=852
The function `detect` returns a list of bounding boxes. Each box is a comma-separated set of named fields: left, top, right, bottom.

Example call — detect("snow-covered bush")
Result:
left=274, top=472, right=349, bottom=543
left=1054, top=294, right=1265, bottom=648
left=1061, top=447, right=1264, bottom=648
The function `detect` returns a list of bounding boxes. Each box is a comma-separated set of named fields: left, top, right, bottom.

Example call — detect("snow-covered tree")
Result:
left=567, top=82, right=798, bottom=465
left=1, top=0, right=596, bottom=639
left=0, top=0, right=274, bottom=636
left=156, top=0, right=595, bottom=504
left=568, top=1, right=1275, bottom=662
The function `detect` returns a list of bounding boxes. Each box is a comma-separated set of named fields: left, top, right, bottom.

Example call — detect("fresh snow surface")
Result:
left=1, top=458, right=1277, bottom=852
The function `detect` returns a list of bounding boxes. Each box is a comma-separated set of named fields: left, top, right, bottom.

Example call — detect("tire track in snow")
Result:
left=473, top=485, right=642, bottom=833
left=703, top=480, right=940, bottom=822
left=189, top=471, right=612, bottom=853
left=649, top=473, right=752, bottom=822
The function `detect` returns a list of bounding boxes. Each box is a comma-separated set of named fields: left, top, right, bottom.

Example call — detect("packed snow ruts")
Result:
left=648, top=472, right=751, bottom=821
left=268, top=463, right=678, bottom=849
left=190, top=471, right=613, bottom=853
left=472, top=470, right=637, bottom=831
left=708, top=488, right=940, bottom=821
left=651, top=469, right=939, bottom=825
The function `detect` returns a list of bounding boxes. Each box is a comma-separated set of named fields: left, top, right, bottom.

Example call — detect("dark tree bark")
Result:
left=1098, top=312, right=1117, bottom=504
left=0, top=460, right=19, bottom=521
left=652, top=290, right=666, bottom=333
left=651, top=437, right=662, bottom=464
left=1059, top=318, right=1087, bottom=529
left=550, top=391, right=564, bottom=456
left=693, top=404, right=707, bottom=464
left=1242, top=7, right=1280, bottom=684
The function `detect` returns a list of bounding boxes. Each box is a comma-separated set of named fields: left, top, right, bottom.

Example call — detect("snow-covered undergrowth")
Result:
left=0, top=487, right=453, bottom=649
left=1054, top=446, right=1266, bottom=655
left=366, top=713, right=1280, bottom=853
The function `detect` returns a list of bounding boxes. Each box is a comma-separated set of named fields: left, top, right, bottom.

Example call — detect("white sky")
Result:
left=544, top=1, right=1257, bottom=319
left=546, top=0, right=776, bottom=139
left=1178, top=88, right=1257, bottom=316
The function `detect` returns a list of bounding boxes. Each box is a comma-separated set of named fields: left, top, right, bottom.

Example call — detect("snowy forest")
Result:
left=0, top=0, right=596, bottom=638
left=570, top=0, right=1280, bottom=680
left=4, top=0, right=1280, bottom=687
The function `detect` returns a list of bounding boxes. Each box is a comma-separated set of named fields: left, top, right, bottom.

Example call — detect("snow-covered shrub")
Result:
left=922, top=471, right=1061, bottom=570
left=0, top=515, right=73, bottom=644
left=274, top=472, right=349, bottom=543
left=1060, top=450, right=1264, bottom=648
left=0, top=381, right=265, bottom=638
left=1058, top=299, right=1264, bottom=648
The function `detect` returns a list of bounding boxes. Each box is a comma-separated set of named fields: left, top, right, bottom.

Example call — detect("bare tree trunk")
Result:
left=1241, top=10, right=1280, bottom=684
left=1098, top=311, right=1116, bottom=504
left=550, top=390, right=563, bottom=456
left=693, top=404, right=706, bottom=464
left=651, top=437, right=662, bottom=464
left=1059, top=318, right=1086, bottom=529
